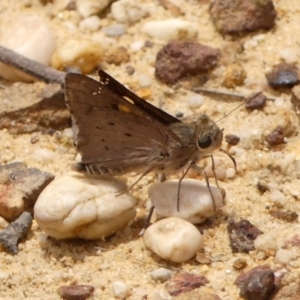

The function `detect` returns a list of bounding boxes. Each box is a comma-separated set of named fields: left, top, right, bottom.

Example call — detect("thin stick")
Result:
left=192, top=87, right=274, bottom=101
left=0, top=45, right=66, bottom=85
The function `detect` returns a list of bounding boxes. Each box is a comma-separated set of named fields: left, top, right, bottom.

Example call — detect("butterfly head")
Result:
left=195, top=114, right=223, bottom=155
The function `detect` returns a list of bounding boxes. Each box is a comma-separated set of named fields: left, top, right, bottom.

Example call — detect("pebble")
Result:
left=150, top=268, right=173, bottom=282
left=188, top=94, right=204, bottom=109
left=155, top=40, right=220, bottom=84
left=51, top=39, right=102, bottom=74
left=279, top=47, right=298, bottom=64
left=112, top=281, right=131, bottom=299
left=223, top=64, right=247, bottom=88
left=225, top=134, right=240, bottom=146
left=236, top=266, right=275, bottom=300
left=245, top=92, right=267, bottom=110
left=105, top=47, right=130, bottom=65
left=0, top=162, right=54, bottom=221
left=0, top=212, right=32, bottom=255
left=34, top=173, right=137, bottom=239
left=57, top=284, right=95, bottom=300
left=79, top=16, right=101, bottom=32
left=274, top=248, right=295, bottom=265
left=266, top=62, right=300, bottom=89
left=143, top=217, right=203, bottom=263
left=77, top=0, right=112, bottom=18
left=102, top=24, right=126, bottom=37
left=210, top=0, right=276, bottom=34
left=137, top=73, right=152, bottom=88
left=111, top=0, right=151, bottom=23
left=0, top=14, right=55, bottom=82
left=265, top=126, right=285, bottom=146
left=148, top=179, right=224, bottom=224
left=227, top=219, right=263, bottom=253
left=165, top=273, right=209, bottom=297
left=152, top=290, right=172, bottom=300
left=143, top=19, right=197, bottom=40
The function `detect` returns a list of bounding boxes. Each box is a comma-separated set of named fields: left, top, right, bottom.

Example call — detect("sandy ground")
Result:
left=1, top=0, right=300, bottom=299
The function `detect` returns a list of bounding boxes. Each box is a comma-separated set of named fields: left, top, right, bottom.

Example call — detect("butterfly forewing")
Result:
left=64, top=72, right=182, bottom=175
left=97, top=70, right=180, bottom=125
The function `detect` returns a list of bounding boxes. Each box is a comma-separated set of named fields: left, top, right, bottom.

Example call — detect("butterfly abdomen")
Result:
left=72, top=162, right=123, bottom=177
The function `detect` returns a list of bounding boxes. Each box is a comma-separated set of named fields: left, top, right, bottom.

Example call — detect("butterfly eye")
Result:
left=198, top=135, right=212, bottom=149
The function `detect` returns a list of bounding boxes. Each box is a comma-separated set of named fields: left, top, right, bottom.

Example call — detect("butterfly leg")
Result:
left=176, top=161, right=194, bottom=211
left=139, top=173, right=166, bottom=236
left=191, top=164, right=216, bottom=211
left=116, top=167, right=154, bottom=197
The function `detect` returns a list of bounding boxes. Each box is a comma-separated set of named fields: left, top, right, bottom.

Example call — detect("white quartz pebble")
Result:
left=0, top=14, right=55, bottom=82
left=112, top=281, right=131, bottom=299
left=143, top=19, right=197, bottom=40
left=148, top=179, right=224, bottom=224
left=34, top=173, right=137, bottom=240
left=111, top=0, right=151, bottom=23
left=79, top=16, right=101, bottom=32
left=143, top=217, right=203, bottom=263
left=150, top=268, right=172, bottom=282
left=77, top=0, right=112, bottom=18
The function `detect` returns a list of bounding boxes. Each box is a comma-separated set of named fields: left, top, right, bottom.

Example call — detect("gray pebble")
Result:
left=103, top=24, right=126, bottom=37
left=150, top=268, right=173, bottom=282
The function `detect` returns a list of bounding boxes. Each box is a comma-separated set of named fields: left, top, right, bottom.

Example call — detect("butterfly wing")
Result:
left=98, top=69, right=180, bottom=126
left=64, top=72, right=182, bottom=175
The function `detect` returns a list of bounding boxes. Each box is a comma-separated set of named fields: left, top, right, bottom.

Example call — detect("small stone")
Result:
left=77, top=0, right=112, bottom=18
left=155, top=40, right=220, bottom=84
left=223, top=64, right=247, bottom=88
left=265, top=126, right=285, bottom=146
left=111, top=0, right=151, bottom=23
left=148, top=179, right=224, bottom=224
left=105, top=47, right=130, bottom=65
left=57, top=284, right=95, bottom=300
left=143, top=19, right=197, bottom=40
left=0, top=14, right=55, bottom=82
left=188, top=94, right=204, bottom=109
left=165, top=273, right=209, bottom=296
left=245, top=92, right=267, bottom=110
left=112, top=281, right=131, bottom=299
left=143, top=217, right=203, bottom=263
left=0, top=212, right=32, bottom=255
left=279, top=47, right=298, bottom=64
left=195, top=252, right=211, bottom=264
left=34, top=173, right=137, bottom=239
left=102, top=24, right=126, bottom=37
left=210, top=0, right=276, bottom=34
left=0, top=162, right=54, bottom=221
left=291, top=85, right=300, bottom=114
left=236, top=266, right=275, bottom=300
left=151, top=290, right=172, bottom=300
left=51, top=39, right=102, bottom=74
left=274, top=248, right=295, bottom=265
left=270, top=208, right=298, bottom=222
left=266, top=62, right=299, bottom=89
left=233, top=258, right=248, bottom=270
left=150, top=268, right=173, bottom=282
left=225, top=134, right=240, bottom=145
left=79, top=16, right=101, bottom=32
left=227, top=219, right=263, bottom=253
